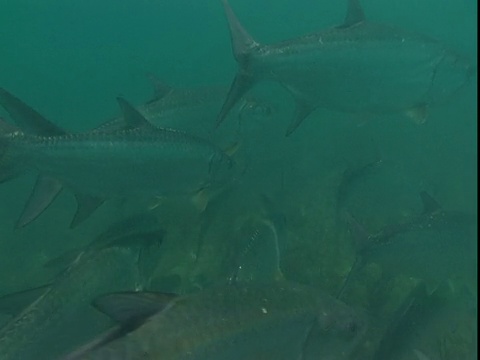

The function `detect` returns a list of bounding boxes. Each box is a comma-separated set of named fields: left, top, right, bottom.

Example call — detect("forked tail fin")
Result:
left=216, top=0, right=261, bottom=128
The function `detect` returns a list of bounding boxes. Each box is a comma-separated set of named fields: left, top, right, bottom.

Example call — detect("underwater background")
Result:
left=0, top=0, right=477, bottom=359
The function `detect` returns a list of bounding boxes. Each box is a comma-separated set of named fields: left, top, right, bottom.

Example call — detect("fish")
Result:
left=372, top=281, right=477, bottom=360
left=216, top=0, right=474, bottom=135
left=0, top=88, right=236, bottom=227
left=339, top=191, right=477, bottom=297
left=335, top=145, right=383, bottom=215
left=62, top=283, right=366, bottom=360
left=96, top=75, right=275, bottom=143
left=0, top=213, right=164, bottom=360
left=64, top=198, right=366, bottom=360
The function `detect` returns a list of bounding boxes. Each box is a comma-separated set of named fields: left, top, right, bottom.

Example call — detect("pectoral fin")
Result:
left=192, top=188, right=210, bottom=212
left=93, top=291, right=177, bottom=325
left=285, top=97, right=317, bottom=136
left=0, top=284, right=51, bottom=316
left=70, top=194, right=105, bottom=228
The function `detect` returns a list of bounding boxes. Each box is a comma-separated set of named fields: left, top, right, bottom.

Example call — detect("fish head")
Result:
left=302, top=299, right=368, bottom=359
left=428, top=50, right=476, bottom=103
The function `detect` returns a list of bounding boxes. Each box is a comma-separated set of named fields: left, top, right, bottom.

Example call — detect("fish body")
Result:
left=64, top=282, right=366, bottom=360
left=0, top=89, right=235, bottom=226
left=218, top=0, right=474, bottom=135
left=102, top=81, right=274, bottom=142
left=4, top=128, right=232, bottom=198
left=373, top=283, right=477, bottom=360
left=0, top=214, right=164, bottom=360
left=341, top=192, right=477, bottom=296
left=0, top=248, right=143, bottom=360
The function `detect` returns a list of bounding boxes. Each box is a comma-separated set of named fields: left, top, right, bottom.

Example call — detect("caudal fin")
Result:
left=0, top=87, right=65, bottom=135
left=216, top=0, right=260, bottom=128
left=0, top=88, right=68, bottom=227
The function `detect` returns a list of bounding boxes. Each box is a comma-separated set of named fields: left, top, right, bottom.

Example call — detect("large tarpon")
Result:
left=372, top=282, right=477, bottom=360
left=63, top=283, right=365, bottom=360
left=139, top=76, right=275, bottom=140
left=217, top=0, right=474, bottom=135
left=63, top=195, right=367, bottom=360
left=338, top=191, right=477, bottom=298
left=98, top=76, right=275, bottom=143
left=0, top=88, right=236, bottom=227
left=0, top=214, right=164, bottom=360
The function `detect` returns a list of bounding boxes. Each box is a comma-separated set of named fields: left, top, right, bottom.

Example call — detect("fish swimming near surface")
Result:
left=63, top=197, right=367, bottom=360
left=0, top=213, right=164, bottom=360
left=216, top=0, right=474, bottom=135
left=338, top=191, right=477, bottom=298
left=0, top=88, right=236, bottom=228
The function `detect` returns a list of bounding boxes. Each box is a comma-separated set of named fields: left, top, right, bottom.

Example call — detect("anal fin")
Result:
left=93, top=291, right=176, bottom=325
left=285, top=97, right=317, bottom=137
left=16, top=175, right=63, bottom=228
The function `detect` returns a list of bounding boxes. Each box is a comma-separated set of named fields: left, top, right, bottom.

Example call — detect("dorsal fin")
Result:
left=0, top=88, right=66, bottom=136
left=116, top=97, right=153, bottom=130
left=146, top=73, right=174, bottom=101
left=339, top=0, right=366, bottom=28
left=420, top=191, right=441, bottom=215
left=93, top=291, right=177, bottom=325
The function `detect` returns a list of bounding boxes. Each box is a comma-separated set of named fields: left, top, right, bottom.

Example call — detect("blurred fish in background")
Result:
left=0, top=213, right=164, bottom=360
left=64, top=196, right=366, bottom=360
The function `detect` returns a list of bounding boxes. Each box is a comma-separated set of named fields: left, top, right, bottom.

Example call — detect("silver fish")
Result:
left=0, top=88, right=236, bottom=227
left=217, top=0, right=474, bottom=135
left=141, top=76, right=274, bottom=139
left=0, top=215, right=164, bottom=360
left=372, top=282, right=477, bottom=360
left=98, top=75, right=275, bottom=143
left=63, top=282, right=366, bottom=360
left=339, top=192, right=477, bottom=298
left=64, top=196, right=366, bottom=360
